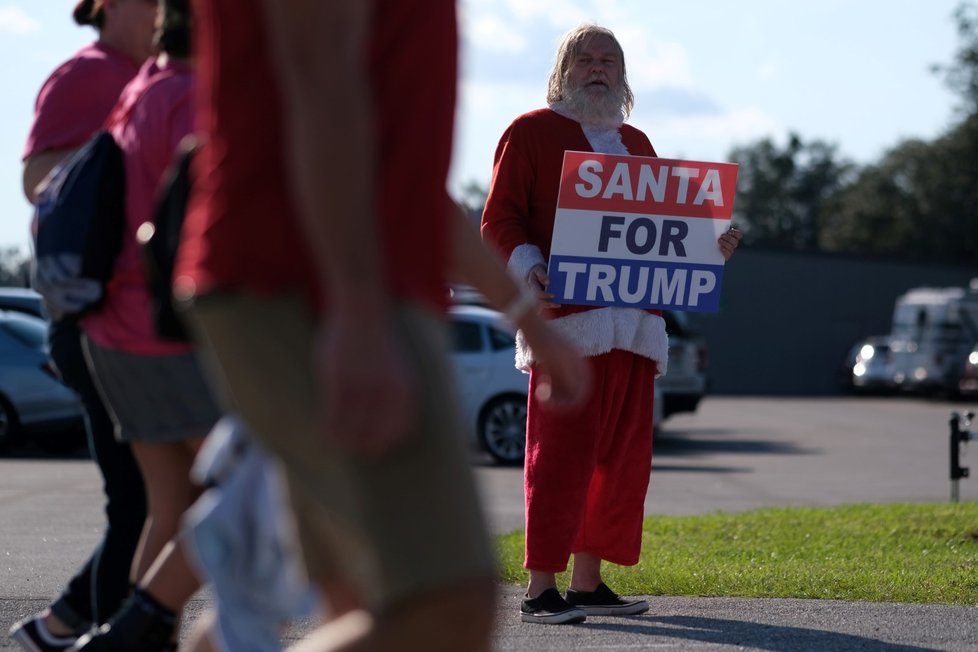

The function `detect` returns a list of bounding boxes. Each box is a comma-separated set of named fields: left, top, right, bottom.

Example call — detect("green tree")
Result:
left=822, top=2, right=978, bottom=263
left=933, top=2, right=978, bottom=116
left=455, top=179, right=489, bottom=224
left=822, top=124, right=978, bottom=264
left=728, top=133, right=852, bottom=251
left=0, top=247, right=30, bottom=287
left=820, top=139, right=932, bottom=258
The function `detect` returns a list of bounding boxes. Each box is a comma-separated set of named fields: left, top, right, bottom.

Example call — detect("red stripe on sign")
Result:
left=557, top=151, right=738, bottom=220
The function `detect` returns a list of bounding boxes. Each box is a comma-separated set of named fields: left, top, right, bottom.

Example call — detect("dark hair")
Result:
left=155, top=0, right=191, bottom=58
left=73, top=0, right=105, bottom=29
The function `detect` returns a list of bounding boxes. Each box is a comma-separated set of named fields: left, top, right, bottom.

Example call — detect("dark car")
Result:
left=958, top=344, right=978, bottom=398
left=842, top=336, right=897, bottom=394
left=0, top=310, right=86, bottom=454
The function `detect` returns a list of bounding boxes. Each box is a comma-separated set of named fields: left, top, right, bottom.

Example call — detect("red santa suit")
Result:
left=481, top=106, right=668, bottom=572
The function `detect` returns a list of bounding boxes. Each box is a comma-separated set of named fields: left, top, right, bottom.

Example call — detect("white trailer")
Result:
left=888, top=280, right=978, bottom=394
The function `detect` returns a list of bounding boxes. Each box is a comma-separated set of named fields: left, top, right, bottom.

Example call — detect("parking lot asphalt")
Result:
left=3, top=396, right=978, bottom=650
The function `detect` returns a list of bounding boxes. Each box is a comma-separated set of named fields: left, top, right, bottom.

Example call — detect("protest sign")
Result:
left=546, top=151, right=738, bottom=312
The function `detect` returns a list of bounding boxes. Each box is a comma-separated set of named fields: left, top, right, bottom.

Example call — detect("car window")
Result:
left=488, top=326, right=516, bottom=351
left=452, top=319, right=484, bottom=353
left=0, top=314, right=48, bottom=352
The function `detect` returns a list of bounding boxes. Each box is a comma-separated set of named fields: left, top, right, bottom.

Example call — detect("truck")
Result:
left=887, top=280, right=978, bottom=395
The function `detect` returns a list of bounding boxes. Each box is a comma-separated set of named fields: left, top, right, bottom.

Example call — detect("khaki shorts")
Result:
left=184, top=292, right=493, bottom=608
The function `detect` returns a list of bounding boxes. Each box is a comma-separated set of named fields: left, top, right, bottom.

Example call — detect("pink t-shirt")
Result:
left=23, top=42, right=139, bottom=160
left=82, top=58, right=194, bottom=355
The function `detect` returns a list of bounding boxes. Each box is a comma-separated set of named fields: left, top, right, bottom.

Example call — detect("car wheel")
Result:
left=479, top=395, right=527, bottom=465
left=0, top=396, right=21, bottom=454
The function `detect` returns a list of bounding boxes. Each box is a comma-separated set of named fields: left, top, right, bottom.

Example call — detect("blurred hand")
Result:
left=718, top=227, right=742, bottom=261
left=527, top=264, right=559, bottom=310
left=519, top=319, right=592, bottom=408
left=315, top=312, right=415, bottom=456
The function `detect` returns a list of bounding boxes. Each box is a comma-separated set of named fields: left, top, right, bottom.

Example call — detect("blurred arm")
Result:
left=452, top=203, right=590, bottom=406
left=259, top=0, right=413, bottom=454
left=23, top=148, right=74, bottom=203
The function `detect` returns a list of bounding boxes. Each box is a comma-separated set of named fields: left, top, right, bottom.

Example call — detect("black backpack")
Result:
left=31, top=131, right=126, bottom=321
left=141, top=136, right=197, bottom=342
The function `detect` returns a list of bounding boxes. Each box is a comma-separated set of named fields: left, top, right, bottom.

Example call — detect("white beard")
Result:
left=562, top=80, right=625, bottom=128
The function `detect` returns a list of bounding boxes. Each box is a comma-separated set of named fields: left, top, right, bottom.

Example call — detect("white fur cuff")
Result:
left=515, top=307, right=669, bottom=377
left=507, top=244, right=546, bottom=285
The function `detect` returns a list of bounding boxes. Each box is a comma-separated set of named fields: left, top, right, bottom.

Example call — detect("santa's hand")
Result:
left=527, top=264, right=559, bottom=310
left=718, top=227, right=742, bottom=261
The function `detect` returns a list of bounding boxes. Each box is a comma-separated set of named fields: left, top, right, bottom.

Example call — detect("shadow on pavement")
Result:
left=581, top=615, right=937, bottom=652
left=2, top=430, right=89, bottom=461
left=654, top=428, right=816, bottom=458
left=651, top=463, right=748, bottom=473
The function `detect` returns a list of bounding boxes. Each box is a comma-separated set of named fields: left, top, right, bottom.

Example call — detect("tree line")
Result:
left=0, top=247, right=29, bottom=286
left=460, top=3, right=978, bottom=266
left=728, top=2, right=977, bottom=264
left=4, top=4, right=975, bottom=287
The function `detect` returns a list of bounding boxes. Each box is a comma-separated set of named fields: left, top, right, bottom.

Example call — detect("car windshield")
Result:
left=0, top=312, right=48, bottom=352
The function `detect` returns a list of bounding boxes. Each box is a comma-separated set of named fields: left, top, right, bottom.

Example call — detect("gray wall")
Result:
left=685, top=249, right=978, bottom=395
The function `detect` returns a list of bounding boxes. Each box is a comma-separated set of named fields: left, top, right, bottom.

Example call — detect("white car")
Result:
left=449, top=305, right=528, bottom=464
left=448, top=304, right=665, bottom=464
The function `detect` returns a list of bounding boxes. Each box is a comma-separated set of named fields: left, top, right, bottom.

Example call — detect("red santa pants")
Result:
left=524, top=349, right=656, bottom=572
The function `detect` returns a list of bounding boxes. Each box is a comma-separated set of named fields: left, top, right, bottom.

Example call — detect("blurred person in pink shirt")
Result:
left=71, top=2, right=220, bottom=651
left=10, top=2, right=156, bottom=651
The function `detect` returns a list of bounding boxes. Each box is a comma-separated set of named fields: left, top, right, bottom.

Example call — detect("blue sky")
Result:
left=0, top=0, right=965, bottom=253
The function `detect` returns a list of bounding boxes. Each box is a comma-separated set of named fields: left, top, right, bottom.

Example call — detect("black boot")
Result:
left=69, top=588, right=176, bottom=651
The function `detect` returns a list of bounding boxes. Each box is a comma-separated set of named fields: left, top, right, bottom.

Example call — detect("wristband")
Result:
left=502, top=290, right=537, bottom=325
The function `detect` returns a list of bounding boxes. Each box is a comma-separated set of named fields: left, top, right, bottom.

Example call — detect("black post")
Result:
left=950, top=411, right=974, bottom=502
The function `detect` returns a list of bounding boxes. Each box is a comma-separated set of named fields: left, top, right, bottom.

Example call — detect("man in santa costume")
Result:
left=481, top=23, right=742, bottom=625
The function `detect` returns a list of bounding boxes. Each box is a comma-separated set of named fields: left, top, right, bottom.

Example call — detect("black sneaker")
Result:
left=520, top=588, right=586, bottom=624
left=68, top=588, right=175, bottom=652
left=8, top=616, right=79, bottom=652
left=565, top=583, right=649, bottom=616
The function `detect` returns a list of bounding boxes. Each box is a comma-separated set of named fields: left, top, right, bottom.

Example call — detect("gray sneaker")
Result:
left=566, top=583, right=649, bottom=616
left=520, top=588, right=587, bottom=624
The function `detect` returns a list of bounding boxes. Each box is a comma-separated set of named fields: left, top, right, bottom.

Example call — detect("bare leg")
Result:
left=526, top=570, right=558, bottom=599
left=179, top=609, right=217, bottom=652
left=129, top=438, right=204, bottom=582
left=140, top=539, right=202, bottom=611
left=71, top=437, right=210, bottom=652
left=568, top=552, right=603, bottom=592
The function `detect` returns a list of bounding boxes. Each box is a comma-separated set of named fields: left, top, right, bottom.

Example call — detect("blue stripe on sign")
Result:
left=547, top=255, right=724, bottom=312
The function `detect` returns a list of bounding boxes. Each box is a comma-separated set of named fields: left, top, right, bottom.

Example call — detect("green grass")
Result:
left=495, top=502, right=978, bottom=605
